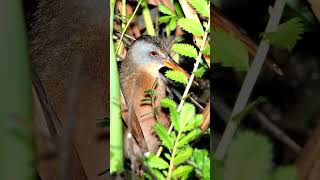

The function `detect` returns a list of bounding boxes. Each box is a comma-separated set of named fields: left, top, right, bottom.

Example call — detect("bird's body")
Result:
left=119, top=36, right=186, bottom=157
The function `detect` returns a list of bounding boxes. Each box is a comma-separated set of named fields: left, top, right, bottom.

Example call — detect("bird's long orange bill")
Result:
left=163, top=58, right=190, bottom=78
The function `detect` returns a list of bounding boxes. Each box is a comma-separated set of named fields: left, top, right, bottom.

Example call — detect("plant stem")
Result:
left=116, top=0, right=143, bottom=54
left=214, top=0, right=287, bottom=160
left=1, top=1, right=34, bottom=179
left=142, top=1, right=156, bottom=35
left=110, top=0, right=124, bottom=173
left=156, top=20, right=210, bottom=157
left=167, top=129, right=183, bottom=179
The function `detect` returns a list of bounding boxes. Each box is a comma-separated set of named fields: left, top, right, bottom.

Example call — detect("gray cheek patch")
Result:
left=131, top=41, right=158, bottom=65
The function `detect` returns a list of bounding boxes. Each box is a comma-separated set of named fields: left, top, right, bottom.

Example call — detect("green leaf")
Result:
left=153, top=123, right=173, bottom=149
left=184, top=114, right=203, bottom=132
left=159, top=16, right=172, bottom=24
left=165, top=70, right=188, bottom=85
left=192, top=67, right=206, bottom=78
left=145, top=154, right=169, bottom=169
left=171, top=43, right=198, bottom=58
left=179, top=103, right=195, bottom=128
left=161, top=98, right=180, bottom=131
left=191, top=149, right=210, bottom=180
left=212, top=28, right=249, bottom=71
left=188, top=0, right=209, bottom=17
left=168, top=17, right=177, bottom=31
left=172, top=165, right=193, bottom=179
left=202, top=45, right=210, bottom=55
left=178, top=18, right=204, bottom=36
left=160, top=98, right=176, bottom=108
left=177, top=128, right=201, bottom=148
left=262, top=17, right=304, bottom=49
left=164, top=153, right=171, bottom=161
left=173, top=146, right=193, bottom=165
left=224, top=131, right=272, bottom=180
left=149, top=168, right=166, bottom=180
left=165, top=24, right=171, bottom=37
left=174, top=2, right=184, bottom=18
left=159, top=4, right=175, bottom=16
left=271, top=166, right=298, bottom=180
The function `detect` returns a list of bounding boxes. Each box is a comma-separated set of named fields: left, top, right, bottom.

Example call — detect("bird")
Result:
left=119, top=35, right=189, bottom=158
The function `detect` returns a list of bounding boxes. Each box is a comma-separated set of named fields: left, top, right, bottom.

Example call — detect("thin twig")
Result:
left=254, top=110, right=301, bottom=153
left=171, top=88, right=204, bottom=110
left=116, top=0, right=143, bottom=54
left=214, top=0, right=287, bottom=160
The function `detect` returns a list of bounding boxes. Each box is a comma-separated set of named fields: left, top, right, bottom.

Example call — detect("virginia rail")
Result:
left=120, top=35, right=188, bottom=157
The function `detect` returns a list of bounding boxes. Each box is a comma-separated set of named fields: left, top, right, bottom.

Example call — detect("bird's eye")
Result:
left=149, top=51, right=159, bottom=56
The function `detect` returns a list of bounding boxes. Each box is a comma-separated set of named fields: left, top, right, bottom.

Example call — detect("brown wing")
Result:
left=120, top=87, right=148, bottom=153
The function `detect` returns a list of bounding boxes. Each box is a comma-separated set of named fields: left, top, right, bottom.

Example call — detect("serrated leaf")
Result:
left=159, top=4, right=175, bottom=16
left=161, top=98, right=176, bottom=108
left=224, top=131, right=272, bottom=180
left=171, top=43, right=198, bottom=58
left=153, top=123, right=173, bottom=149
left=271, top=166, right=298, bottom=180
left=178, top=18, right=204, bottom=36
left=165, top=70, right=188, bottom=85
left=179, top=103, right=195, bottom=128
left=169, top=17, right=177, bottom=31
left=262, top=17, right=304, bottom=49
left=213, top=28, right=249, bottom=71
left=161, top=98, right=179, bottom=131
left=192, top=67, right=206, bottom=78
left=173, top=146, right=193, bottom=165
left=146, top=154, right=169, bottom=169
left=172, top=165, right=193, bottom=179
left=177, top=128, right=201, bottom=148
left=188, top=0, right=209, bottom=17
left=159, top=16, right=172, bottom=24
left=184, top=114, right=203, bottom=132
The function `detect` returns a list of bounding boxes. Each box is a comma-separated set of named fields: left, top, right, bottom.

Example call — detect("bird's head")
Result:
left=127, top=35, right=189, bottom=77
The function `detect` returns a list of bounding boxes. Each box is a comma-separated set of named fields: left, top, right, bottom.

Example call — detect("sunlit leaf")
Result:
left=189, top=0, right=210, bottom=17
left=159, top=4, right=175, bottom=16
left=173, top=146, right=193, bottom=165
left=154, top=123, right=173, bottom=149
left=192, top=67, right=206, bottom=78
left=178, top=18, right=204, bottom=36
left=145, top=154, right=169, bottom=169
left=165, top=70, right=188, bottom=85
left=172, top=165, right=193, bottom=179
left=172, top=43, right=198, bottom=58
